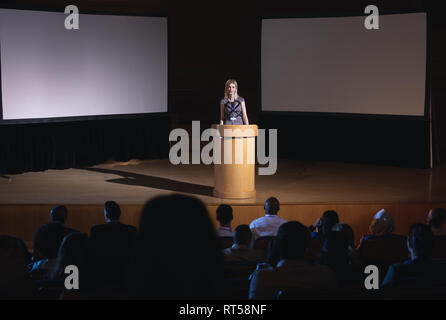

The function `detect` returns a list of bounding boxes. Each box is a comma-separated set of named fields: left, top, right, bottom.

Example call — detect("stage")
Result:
left=1, top=158, right=446, bottom=247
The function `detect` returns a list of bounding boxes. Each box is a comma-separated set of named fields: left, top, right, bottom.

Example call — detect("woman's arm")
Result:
left=241, top=100, right=249, bottom=125
left=220, top=104, right=224, bottom=125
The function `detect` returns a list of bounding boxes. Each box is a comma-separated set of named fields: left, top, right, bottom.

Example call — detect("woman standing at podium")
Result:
left=220, top=79, right=249, bottom=125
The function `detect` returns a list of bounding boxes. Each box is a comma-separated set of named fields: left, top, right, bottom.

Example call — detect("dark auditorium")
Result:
left=0, top=0, right=446, bottom=306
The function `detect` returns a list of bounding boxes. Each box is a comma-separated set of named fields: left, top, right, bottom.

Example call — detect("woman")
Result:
left=220, top=79, right=249, bottom=125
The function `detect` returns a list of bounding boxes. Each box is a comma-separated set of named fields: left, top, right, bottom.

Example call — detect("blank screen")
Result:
left=262, top=13, right=427, bottom=116
left=0, top=9, right=167, bottom=121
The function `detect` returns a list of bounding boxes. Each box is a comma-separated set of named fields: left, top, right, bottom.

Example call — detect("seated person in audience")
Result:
left=222, top=225, right=266, bottom=263
left=335, top=223, right=355, bottom=250
left=332, top=223, right=357, bottom=259
left=35, top=232, right=88, bottom=300
left=127, top=194, right=224, bottom=299
left=309, top=210, right=339, bottom=240
left=216, top=204, right=234, bottom=237
left=0, top=234, right=37, bottom=299
left=318, top=231, right=362, bottom=288
left=381, top=223, right=446, bottom=290
left=30, top=205, right=78, bottom=276
left=49, top=232, right=88, bottom=284
left=427, top=208, right=446, bottom=236
left=4, top=234, right=32, bottom=266
left=250, top=197, right=287, bottom=240
left=357, top=209, right=405, bottom=249
left=249, top=221, right=338, bottom=299
left=83, top=201, right=136, bottom=297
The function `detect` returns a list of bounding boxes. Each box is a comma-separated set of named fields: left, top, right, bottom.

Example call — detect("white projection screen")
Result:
left=0, top=9, right=167, bottom=122
left=261, top=13, right=427, bottom=116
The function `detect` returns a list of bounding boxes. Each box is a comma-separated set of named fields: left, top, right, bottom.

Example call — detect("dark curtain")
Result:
left=0, top=115, right=170, bottom=174
left=260, top=113, right=430, bottom=168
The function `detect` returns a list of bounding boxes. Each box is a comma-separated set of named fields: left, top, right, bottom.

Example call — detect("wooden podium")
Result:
left=212, top=124, right=258, bottom=199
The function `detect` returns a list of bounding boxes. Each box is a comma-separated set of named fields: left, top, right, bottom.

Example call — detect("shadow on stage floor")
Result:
left=83, top=167, right=214, bottom=197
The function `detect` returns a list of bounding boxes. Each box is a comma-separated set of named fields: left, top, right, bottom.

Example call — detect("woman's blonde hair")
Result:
left=224, top=79, right=238, bottom=99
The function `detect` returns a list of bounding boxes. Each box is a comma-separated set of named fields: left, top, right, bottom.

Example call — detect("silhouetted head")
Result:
left=427, top=208, right=446, bottom=230
left=322, top=231, right=350, bottom=268
left=264, top=197, right=280, bottom=216
left=216, top=204, right=233, bottom=226
left=233, top=225, right=252, bottom=246
left=0, top=235, right=33, bottom=299
left=50, top=205, right=68, bottom=224
left=52, top=232, right=88, bottom=280
left=129, top=194, right=224, bottom=299
left=320, top=210, right=339, bottom=236
left=332, top=223, right=355, bottom=248
left=0, top=235, right=27, bottom=267
left=277, top=221, right=310, bottom=260
left=407, top=223, right=434, bottom=261
left=369, top=209, right=394, bottom=235
left=104, top=201, right=121, bottom=222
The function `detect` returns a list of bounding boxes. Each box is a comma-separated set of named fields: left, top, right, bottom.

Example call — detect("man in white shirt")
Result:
left=250, top=197, right=287, bottom=240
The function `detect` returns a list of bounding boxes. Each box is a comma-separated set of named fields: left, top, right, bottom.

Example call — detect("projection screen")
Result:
left=0, top=8, right=167, bottom=122
left=261, top=13, right=427, bottom=116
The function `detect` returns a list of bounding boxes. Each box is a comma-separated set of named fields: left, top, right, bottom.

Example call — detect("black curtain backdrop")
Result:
left=260, top=113, right=430, bottom=168
left=0, top=116, right=169, bottom=174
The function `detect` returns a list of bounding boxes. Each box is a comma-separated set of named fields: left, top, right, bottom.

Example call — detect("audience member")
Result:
left=222, top=225, right=265, bottom=263
left=82, top=201, right=137, bottom=297
left=427, top=208, right=446, bottom=236
left=250, top=197, right=287, bottom=239
left=50, top=232, right=88, bottom=283
left=309, top=210, right=339, bottom=240
left=5, top=197, right=446, bottom=300
left=0, top=235, right=36, bottom=299
left=358, top=209, right=405, bottom=250
left=31, top=205, right=78, bottom=276
left=249, top=221, right=338, bottom=299
left=369, top=209, right=395, bottom=236
left=332, top=223, right=356, bottom=257
left=216, top=204, right=234, bottom=237
left=127, top=194, right=224, bottom=299
left=319, top=231, right=362, bottom=287
left=381, top=224, right=446, bottom=293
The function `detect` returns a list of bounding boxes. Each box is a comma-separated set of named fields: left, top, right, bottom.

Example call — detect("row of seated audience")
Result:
left=1, top=195, right=446, bottom=299
left=216, top=198, right=446, bottom=299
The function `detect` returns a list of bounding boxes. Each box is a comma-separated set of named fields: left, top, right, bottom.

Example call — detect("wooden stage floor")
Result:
left=1, top=158, right=446, bottom=245
left=1, top=158, right=445, bottom=205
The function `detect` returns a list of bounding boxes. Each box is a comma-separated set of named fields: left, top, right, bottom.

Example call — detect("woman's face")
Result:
left=226, top=83, right=237, bottom=96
